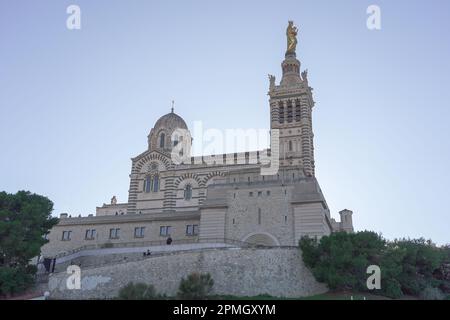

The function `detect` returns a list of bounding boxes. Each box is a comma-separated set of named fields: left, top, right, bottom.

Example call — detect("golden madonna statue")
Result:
left=286, top=21, right=298, bottom=55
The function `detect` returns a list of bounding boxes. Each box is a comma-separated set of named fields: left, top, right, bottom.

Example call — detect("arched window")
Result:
left=288, top=140, right=293, bottom=152
left=144, top=176, right=151, bottom=193
left=152, top=175, right=159, bottom=192
left=184, top=184, right=192, bottom=200
left=144, top=175, right=159, bottom=193
left=159, top=133, right=165, bottom=148
left=279, top=101, right=285, bottom=124
left=173, top=134, right=179, bottom=147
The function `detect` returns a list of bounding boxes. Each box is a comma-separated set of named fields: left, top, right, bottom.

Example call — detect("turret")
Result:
left=339, top=209, right=354, bottom=233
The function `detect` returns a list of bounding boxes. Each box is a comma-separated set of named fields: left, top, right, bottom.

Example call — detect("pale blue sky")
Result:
left=1, top=0, right=449, bottom=244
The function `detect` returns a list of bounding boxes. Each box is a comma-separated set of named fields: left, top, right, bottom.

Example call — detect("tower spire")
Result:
left=280, top=21, right=302, bottom=86
left=267, top=21, right=315, bottom=176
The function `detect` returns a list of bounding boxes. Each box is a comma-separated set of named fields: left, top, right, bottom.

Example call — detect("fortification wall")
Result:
left=48, top=247, right=327, bottom=299
left=52, top=243, right=236, bottom=273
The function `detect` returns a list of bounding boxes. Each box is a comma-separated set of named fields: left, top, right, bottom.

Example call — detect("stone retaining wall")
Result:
left=48, top=247, right=327, bottom=299
left=52, top=243, right=236, bottom=273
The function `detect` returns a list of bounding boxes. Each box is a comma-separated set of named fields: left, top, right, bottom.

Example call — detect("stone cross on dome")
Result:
left=171, top=100, right=175, bottom=113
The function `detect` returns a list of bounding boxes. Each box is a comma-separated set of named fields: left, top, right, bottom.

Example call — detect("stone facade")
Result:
left=41, top=212, right=199, bottom=257
left=47, top=247, right=328, bottom=299
left=41, top=23, right=354, bottom=259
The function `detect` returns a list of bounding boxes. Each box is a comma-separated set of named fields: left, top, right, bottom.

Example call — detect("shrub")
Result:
left=299, top=231, right=385, bottom=292
left=390, top=238, right=444, bottom=296
left=299, top=232, right=447, bottom=299
left=118, top=282, right=158, bottom=300
left=420, top=286, right=445, bottom=300
left=177, top=273, right=214, bottom=300
left=381, top=279, right=403, bottom=299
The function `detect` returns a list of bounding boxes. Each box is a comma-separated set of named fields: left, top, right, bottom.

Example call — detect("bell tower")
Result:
left=268, top=21, right=315, bottom=176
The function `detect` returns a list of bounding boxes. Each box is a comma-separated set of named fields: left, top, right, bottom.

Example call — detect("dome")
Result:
left=153, top=111, right=188, bottom=132
left=148, top=110, right=189, bottom=151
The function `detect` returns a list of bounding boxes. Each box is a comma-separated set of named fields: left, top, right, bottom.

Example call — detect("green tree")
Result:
left=299, top=232, right=447, bottom=299
left=378, top=242, right=405, bottom=298
left=388, top=238, right=444, bottom=296
left=299, top=231, right=385, bottom=292
left=0, top=191, right=58, bottom=296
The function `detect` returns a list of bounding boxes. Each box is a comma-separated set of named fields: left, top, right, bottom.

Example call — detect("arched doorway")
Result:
left=242, top=232, right=280, bottom=246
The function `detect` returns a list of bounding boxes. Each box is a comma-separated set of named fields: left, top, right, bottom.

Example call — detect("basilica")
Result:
left=41, top=22, right=354, bottom=259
